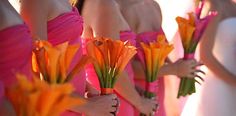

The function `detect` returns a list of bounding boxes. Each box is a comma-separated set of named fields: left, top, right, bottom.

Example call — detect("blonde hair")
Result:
left=69, top=0, right=78, bottom=6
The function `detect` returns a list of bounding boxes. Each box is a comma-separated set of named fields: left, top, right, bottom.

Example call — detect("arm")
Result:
left=199, top=19, right=236, bottom=85
left=71, top=94, right=117, bottom=116
left=20, top=0, right=48, bottom=40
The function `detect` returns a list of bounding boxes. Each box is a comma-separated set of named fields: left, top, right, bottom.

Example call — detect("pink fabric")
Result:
left=47, top=7, right=85, bottom=116
left=184, top=53, right=195, bottom=60
left=0, top=24, right=32, bottom=87
left=0, top=81, right=4, bottom=105
left=84, top=31, right=136, bottom=116
left=134, top=29, right=166, bottom=116
left=146, top=81, right=158, bottom=93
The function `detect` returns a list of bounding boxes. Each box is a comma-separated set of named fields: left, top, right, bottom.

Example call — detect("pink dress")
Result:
left=0, top=24, right=33, bottom=103
left=0, top=81, right=4, bottom=105
left=84, top=31, right=136, bottom=116
left=47, top=7, right=85, bottom=116
left=135, top=29, right=166, bottom=116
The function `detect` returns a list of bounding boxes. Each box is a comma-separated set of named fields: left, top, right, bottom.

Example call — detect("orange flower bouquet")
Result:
left=5, top=40, right=91, bottom=115
left=86, top=37, right=137, bottom=95
left=6, top=73, right=86, bottom=116
left=32, top=40, right=91, bottom=84
left=176, top=0, right=217, bottom=98
left=138, top=35, right=173, bottom=99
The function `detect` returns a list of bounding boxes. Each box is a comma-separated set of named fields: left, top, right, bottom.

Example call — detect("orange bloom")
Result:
left=32, top=40, right=91, bottom=84
left=140, top=35, right=174, bottom=82
left=176, top=13, right=196, bottom=52
left=86, top=37, right=137, bottom=89
left=6, top=73, right=86, bottom=116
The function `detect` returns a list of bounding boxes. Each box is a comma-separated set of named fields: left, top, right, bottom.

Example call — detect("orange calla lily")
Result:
left=6, top=73, right=86, bottom=116
left=176, top=14, right=196, bottom=52
left=86, top=37, right=137, bottom=94
left=32, top=40, right=92, bottom=84
left=176, top=1, right=217, bottom=98
left=140, top=35, right=174, bottom=82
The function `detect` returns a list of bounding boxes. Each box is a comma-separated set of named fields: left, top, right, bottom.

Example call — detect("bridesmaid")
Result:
left=0, top=0, right=32, bottom=115
left=116, top=0, right=202, bottom=115
left=183, top=0, right=236, bottom=115
left=76, top=0, right=157, bottom=115
left=20, top=0, right=117, bottom=115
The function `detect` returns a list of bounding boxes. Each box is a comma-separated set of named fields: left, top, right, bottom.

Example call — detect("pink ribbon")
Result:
left=145, top=80, right=158, bottom=93
left=184, top=53, right=195, bottom=60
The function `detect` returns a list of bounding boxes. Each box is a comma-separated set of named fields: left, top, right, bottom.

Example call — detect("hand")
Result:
left=85, top=88, right=100, bottom=98
left=135, top=85, right=145, bottom=96
left=84, top=94, right=119, bottom=116
left=173, top=59, right=204, bottom=80
left=136, top=97, right=158, bottom=116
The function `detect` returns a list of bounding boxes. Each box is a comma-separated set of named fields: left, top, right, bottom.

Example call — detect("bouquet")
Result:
left=6, top=73, right=86, bottom=116
left=5, top=40, right=91, bottom=115
left=176, top=0, right=217, bottom=98
left=32, top=40, right=91, bottom=84
left=138, top=35, right=173, bottom=99
left=86, top=37, right=137, bottom=95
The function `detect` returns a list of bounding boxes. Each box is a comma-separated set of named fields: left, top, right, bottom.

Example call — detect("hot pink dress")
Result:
left=84, top=31, right=136, bottom=116
left=0, top=24, right=33, bottom=103
left=0, top=81, right=4, bottom=105
left=134, top=29, right=166, bottom=116
left=47, top=7, right=85, bottom=116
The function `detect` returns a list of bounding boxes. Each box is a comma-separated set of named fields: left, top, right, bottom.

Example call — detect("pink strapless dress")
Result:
left=0, top=81, right=4, bottom=105
left=84, top=31, right=136, bottom=116
left=135, top=29, right=166, bottom=116
left=0, top=24, right=32, bottom=103
left=47, top=7, right=85, bottom=116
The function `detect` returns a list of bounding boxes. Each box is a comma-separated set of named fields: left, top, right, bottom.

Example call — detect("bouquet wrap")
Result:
left=139, top=35, right=173, bottom=116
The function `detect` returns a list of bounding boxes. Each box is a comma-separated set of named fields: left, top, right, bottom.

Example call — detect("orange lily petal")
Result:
left=140, top=42, right=152, bottom=79
left=43, top=42, right=60, bottom=83
left=56, top=42, right=69, bottom=83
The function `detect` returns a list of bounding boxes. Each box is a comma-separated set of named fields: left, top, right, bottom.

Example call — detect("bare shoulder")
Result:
left=83, top=0, right=129, bottom=39
left=151, top=0, right=162, bottom=19
left=20, top=0, right=48, bottom=7
left=20, top=0, right=49, bottom=13
left=152, top=0, right=161, bottom=11
left=86, top=0, right=120, bottom=16
left=84, top=0, right=124, bottom=26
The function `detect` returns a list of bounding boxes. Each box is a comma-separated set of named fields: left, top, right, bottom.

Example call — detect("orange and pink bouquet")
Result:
left=86, top=37, right=137, bottom=95
left=6, top=73, right=86, bottom=116
left=6, top=40, right=90, bottom=115
left=138, top=35, right=173, bottom=98
left=176, top=0, right=217, bottom=98
left=32, top=40, right=91, bottom=84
